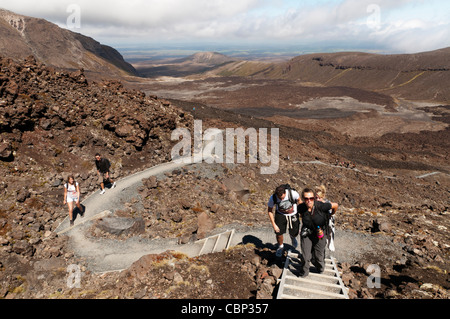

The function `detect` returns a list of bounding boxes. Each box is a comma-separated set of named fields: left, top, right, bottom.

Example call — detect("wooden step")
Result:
left=277, top=254, right=349, bottom=299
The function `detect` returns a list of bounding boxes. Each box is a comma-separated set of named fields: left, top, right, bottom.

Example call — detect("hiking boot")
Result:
left=70, top=220, right=74, bottom=227
left=100, top=189, right=106, bottom=195
left=276, top=246, right=284, bottom=258
left=315, top=267, right=324, bottom=274
left=300, top=270, right=309, bottom=278
left=112, top=182, right=116, bottom=189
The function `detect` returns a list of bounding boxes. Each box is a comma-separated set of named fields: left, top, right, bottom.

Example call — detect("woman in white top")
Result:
left=64, top=175, right=83, bottom=226
left=314, top=185, right=336, bottom=252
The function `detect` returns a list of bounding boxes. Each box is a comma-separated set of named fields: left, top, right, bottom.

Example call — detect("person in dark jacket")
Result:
left=95, top=153, right=116, bottom=194
left=298, top=187, right=338, bottom=277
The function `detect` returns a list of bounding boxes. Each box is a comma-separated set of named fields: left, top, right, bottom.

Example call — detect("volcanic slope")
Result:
left=134, top=52, right=238, bottom=78
left=207, top=48, right=450, bottom=103
left=0, top=55, right=449, bottom=300
left=0, top=8, right=138, bottom=77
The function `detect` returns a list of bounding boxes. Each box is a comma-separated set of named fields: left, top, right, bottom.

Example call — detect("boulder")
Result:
left=222, top=176, right=251, bottom=202
left=0, top=142, right=13, bottom=161
left=95, top=216, right=145, bottom=236
left=171, top=211, right=183, bottom=223
left=115, top=124, right=134, bottom=138
left=341, top=273, right=353, bottom=286
left=197, top=212, right=215, bottom=239
left=268, top=265, right=283, bottom=279
left=178, top=198, right=192, bottom=210
left=143, top=176, right=158, bottom=189
left=123, top=251, right=175, bottom=279
left=370, top=218, right=391, bottom=233
left=51, top=178, right=63, bottom=188
left=16, top=188, right=30, bottom=203
left=222, top=176, right=249, bottom=192
left=209, top=203, right=224, bottom=214
left=256, top=278, right=274, bottom=299
left=12, top=240, right=35, bottom=257
left=40, top=118, right=52, bottom=130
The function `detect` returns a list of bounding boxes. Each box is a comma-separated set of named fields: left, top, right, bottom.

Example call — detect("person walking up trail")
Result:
left=63, top=175, right=83, bottom=226
left=95, top=153, right=116, bottom=194
left=315, top=185, right=336, bottom=252
left=298, top=187, right=338, bottom=277
left=267, top=184, right=301, bottom=258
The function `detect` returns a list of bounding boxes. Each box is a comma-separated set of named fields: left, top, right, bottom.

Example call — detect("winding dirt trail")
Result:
left=53, top=128, right=445, bottom=274
left=53, top=156, right=414, bottom=274
left=55, top=160, right=197, bottom=273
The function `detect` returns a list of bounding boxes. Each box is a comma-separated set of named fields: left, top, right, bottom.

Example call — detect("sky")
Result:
left=1, top=0, right=449, bottom=54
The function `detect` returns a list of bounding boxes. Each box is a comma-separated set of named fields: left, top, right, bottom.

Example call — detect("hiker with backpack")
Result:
left=63, top=175, right=83, bottom=226
left=267, top=184, right=301, bottom=257
left=298, top=187, right=338, bottom=277
left=95, top=153, right=116, bottom=194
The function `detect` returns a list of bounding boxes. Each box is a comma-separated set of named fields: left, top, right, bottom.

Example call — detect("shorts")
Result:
left=66, top=195, right=79, bottom=203
left=274, top=212, right=300, bottom=237
left=98, top=171, right=113, bottom=184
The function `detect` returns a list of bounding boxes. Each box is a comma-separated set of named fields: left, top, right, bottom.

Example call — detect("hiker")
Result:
left=267, top=184, right=301, bottom=258
left=63, top=175, right=83, bottom=226
left=315, top=185, right=336, bottom=252
left=298, top=187, right=338, bottom=277
left=95, top=153, right=116, bottom=194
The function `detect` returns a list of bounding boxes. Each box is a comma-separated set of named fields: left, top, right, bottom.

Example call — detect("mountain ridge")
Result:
left=206, top=47, right=450, bottom=102
left=133, top=51, right=238, bottom=78
left=0, top=8, right=138, bottom=76
left=175, top=51, right=237, bottom=64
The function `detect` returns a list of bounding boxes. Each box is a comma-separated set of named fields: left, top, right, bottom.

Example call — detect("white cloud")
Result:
left=369, top=19, right=450, bottom=53
left=0, top=0, right=449, bottom=52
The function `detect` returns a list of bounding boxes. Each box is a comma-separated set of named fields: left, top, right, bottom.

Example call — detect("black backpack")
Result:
left=272, top=184, right=297, bottom=208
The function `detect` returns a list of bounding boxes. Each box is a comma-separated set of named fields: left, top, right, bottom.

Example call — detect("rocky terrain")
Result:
left=131, top=47, right=450, bottom=103
left=0, top=25, right=449, bottom=299
left=0, top=56, right=448, bottom=300
left=130, top=105, right=450, bottom=299
left=0, top=55, right=198, bottom=297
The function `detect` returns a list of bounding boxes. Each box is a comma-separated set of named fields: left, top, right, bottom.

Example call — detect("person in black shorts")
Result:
left=267, top=185, right=301, bottom=257
left=95, top=153, right=116, bottom=194
left=298, top=187, right=338, bottom=277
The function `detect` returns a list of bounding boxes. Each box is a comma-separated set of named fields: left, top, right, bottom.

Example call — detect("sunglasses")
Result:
left=304, top=197, right=315, bottom=201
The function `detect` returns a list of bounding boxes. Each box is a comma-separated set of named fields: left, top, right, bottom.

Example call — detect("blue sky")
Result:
left=0, top=0, right=449, bottom=54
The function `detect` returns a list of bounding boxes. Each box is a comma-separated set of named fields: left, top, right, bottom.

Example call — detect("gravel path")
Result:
left=54, top=155, right=405, bottom=274
left=55, top=160, right=190, bottom=234
left=55, top=159, right=198, bottom=273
